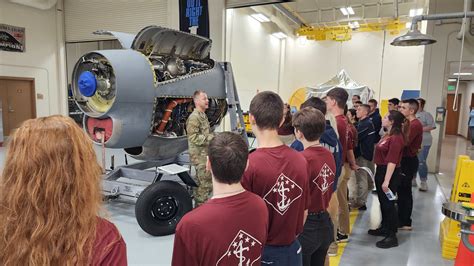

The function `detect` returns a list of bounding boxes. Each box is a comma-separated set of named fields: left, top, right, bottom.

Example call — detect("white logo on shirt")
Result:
left=263, top=173, right=303, bottom=215
left=314, top=163, right=335, bottom=194
left=216, top=230, right=263, bottom=266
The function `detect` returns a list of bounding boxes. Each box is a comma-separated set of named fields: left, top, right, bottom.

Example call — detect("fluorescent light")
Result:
left=448, top=78, right=457, bottom=82
left=347, top=6, right=355, bottom=15
left=406, top=22, right=412, bottom=29
left=349, top=21, right=360, bottom=29
left=250, top=13, right=270, bottom=23
left=453, top=72, right=472, bottom=76
left=340, top=7, right=354, bottom=16
left=409, top=8, right=423, bottom=17
left=340, top=7, right=348, bottom=16
left=271, top=32, right=287, bottom=39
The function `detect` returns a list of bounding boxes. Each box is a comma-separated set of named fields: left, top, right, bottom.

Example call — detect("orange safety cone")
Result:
left=454, top=198, right=474, bottom=266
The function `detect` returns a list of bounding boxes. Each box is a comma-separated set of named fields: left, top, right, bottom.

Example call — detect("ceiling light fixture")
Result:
left=271, top=32, right=287, bottom=39
left=453, top=72, right=472, bottom=76
left=340, top=7, right=348, bottom=16
left=250, top=13, right=270, bottom=23
left=340, top=6, right=354, bottom=16
left=448, top=78, right=457, bottom=82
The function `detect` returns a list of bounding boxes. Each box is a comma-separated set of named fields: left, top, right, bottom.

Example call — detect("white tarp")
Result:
left=307, top=70, right=375, bottom=107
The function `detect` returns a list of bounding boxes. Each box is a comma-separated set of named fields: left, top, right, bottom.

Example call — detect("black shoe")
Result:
left=336, top=231, right=349, bottom=243
left=358, top=205, right=367, bottom=211
left=368, top=227, right=387, bottom=236
left=376, top=235, right=399, bottom=249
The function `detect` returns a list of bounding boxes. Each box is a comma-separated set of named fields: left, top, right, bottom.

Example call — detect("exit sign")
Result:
left=448, top=85, right=456, bottom=91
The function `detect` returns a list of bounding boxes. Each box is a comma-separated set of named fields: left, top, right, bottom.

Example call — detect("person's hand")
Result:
left=382, top=181, right=389, bottom=193
left=350, top=163, right=360, bottom=171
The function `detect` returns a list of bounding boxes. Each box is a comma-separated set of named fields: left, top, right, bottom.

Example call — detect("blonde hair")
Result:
left=0, top=115, right=103, bottom=265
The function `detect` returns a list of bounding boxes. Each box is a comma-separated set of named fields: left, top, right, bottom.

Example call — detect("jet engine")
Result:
left=71, top=26, right=228, bottom=161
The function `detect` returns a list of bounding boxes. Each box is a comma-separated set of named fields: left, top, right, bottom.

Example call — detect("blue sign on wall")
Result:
left=179, top=0, right=209, bottom=38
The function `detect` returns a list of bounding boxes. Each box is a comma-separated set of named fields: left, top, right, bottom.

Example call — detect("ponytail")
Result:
left=388, top=110, right=408, bottom=141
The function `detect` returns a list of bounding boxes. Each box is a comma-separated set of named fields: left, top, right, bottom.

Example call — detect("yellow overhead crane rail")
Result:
left=297, top=19, right=407, bottom=42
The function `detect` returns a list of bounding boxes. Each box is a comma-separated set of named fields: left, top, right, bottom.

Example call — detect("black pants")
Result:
left=398, top=156, right=419, bottom=227
left=298, top=212, right=334, bottom=266
left=375, top=165, right=400, bottom=236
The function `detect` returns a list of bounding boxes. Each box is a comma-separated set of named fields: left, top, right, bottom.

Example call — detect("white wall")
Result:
left=227, top=8, right=425, bottom=110
left=226, top=8, right=282, bottom=110
left=0, top=0, right=66, bottom=116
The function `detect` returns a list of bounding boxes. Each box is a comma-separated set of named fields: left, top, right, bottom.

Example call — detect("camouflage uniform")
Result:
left=186, top=109, right=213, bottom=206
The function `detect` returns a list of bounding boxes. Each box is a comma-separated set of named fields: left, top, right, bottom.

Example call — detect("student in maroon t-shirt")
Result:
left=293, top=107, right=336, bottom=266
left=325, top=87, right=358, bottom=247
left=398, top=99, right=423, bottom=230
left=368, top=110, right=409, bottom=249
left=172, top=132, right=269, bottom=266
left=241, top=91, right=310, bottom=266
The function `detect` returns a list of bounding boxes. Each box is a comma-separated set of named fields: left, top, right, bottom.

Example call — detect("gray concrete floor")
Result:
left=0, top=135, right=469, bottom=265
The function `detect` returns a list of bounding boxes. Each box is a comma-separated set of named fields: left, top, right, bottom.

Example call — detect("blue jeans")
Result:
left=261, top=239, right=303, bottom=266
left=417, top=145, right=431, bottom=181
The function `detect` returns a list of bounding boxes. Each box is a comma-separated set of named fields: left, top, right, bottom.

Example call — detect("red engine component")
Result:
left=86, top=117, right=113, bottom=142
left=156, top=98, right=192, bottom=134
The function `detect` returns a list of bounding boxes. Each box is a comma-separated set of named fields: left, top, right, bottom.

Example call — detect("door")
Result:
left=0, top=78, right=36, bottom=137
left=446, top=94, right=462, bottom=135
left=469, top=93, right=474, bottom=139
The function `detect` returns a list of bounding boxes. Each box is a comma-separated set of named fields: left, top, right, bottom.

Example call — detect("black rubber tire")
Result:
left=135, top=180, right=192, bottom=236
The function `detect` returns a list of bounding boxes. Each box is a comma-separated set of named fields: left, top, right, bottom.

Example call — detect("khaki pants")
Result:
left=337, top=164, right=351, bottom=235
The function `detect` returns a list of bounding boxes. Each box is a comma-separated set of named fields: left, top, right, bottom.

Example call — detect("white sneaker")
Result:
left=419, top=181, right=428, bottom=192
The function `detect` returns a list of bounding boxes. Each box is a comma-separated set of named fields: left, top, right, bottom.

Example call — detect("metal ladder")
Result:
left=220, top=62, right=249, bottom=145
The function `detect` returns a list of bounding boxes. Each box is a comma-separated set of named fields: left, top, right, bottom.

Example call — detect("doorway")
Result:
left=0, top=78, right=36, bottom=138
left=446, top=94, right=462, bottom=136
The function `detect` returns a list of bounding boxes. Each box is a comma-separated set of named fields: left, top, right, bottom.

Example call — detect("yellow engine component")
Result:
left=439, top=155, right=474, bottom=259
left=297, top=19, right=407, bottom=42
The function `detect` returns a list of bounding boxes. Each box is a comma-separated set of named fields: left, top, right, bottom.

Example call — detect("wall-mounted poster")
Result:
left=179, top=0, right=209, bottom=38
left=0, top=24, right=25, bottom=52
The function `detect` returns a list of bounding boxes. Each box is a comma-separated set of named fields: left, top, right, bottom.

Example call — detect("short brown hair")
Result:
left=368, top=99, right=378, bottom=106
left=326, top=87, right=348, bottom=109
left=417, top=98, right=426, bottom=109
left=301, top=97, right=326, bottom=115
left=359, top=104, right=371, bottom=113
left=208, top=132, right=248, bottom=184
left=402, top=98, right=419, bottom=113
left=193, top=90, right=206, bottom=100
left=292, top=107, right=326, bottom=142
left=249, top=91, right=284, bottom=130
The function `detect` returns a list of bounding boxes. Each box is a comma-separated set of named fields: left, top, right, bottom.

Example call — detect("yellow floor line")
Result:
left=329, top=209, right=360, bottom=266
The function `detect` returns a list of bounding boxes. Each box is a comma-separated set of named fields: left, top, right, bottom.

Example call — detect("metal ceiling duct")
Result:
left=226, top=0, right=293, bottom=9
left=391, top=11, right=474, bottom=46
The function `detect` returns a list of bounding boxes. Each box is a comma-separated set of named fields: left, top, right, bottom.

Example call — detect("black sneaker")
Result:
left=358, top=204, right=367, bottom=211
left=336, top=231, right=349, bottom=243
left=368, top=228, right=387, bottom=236
left=376, top=235, right=399, bottom=249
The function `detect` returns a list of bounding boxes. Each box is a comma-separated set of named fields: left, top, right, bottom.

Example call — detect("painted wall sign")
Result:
left=0, top=24, right=25, bottom=52
left=179, top=0, right=209, bottom=38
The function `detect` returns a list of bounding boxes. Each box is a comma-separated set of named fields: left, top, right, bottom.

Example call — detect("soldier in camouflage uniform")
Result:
left=187, top=90, right=214, bottom=207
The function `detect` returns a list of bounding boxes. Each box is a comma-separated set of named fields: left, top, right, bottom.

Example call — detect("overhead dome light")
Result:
left=391, top=28, right=437, bottom=46
left=271, top=32, right=287, bottom=39
left=250, top=13, right=270, bottom=23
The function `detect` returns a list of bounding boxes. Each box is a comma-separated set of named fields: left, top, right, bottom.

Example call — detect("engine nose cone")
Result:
left=78, top=71, right=97, bottom=97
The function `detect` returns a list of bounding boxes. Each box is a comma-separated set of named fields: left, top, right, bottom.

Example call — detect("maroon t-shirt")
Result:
left=403, top=119, right=423, bottom=157
left=335, top=115, right=349, bottom=163
left=349, top=123, right=357, bottom=149
left=241, top=145, right=310, bottom=246
left=374, top=134, right=405, bottom=166
left=91, top=218, right=127, bottom=266
left=301, top=146, right=336, bottom=213
left=172, top=191, right=269, bottom=266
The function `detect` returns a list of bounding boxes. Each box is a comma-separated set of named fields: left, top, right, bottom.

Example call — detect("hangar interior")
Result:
left=1, top=0, right=474, bottom=265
